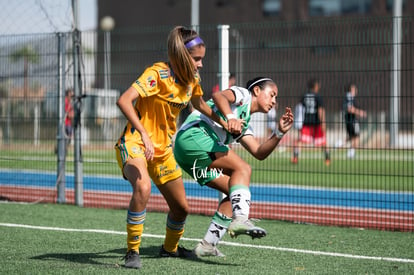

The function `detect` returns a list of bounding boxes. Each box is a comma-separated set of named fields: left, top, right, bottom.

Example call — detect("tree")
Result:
left=10, top=45, right=40, bottom=117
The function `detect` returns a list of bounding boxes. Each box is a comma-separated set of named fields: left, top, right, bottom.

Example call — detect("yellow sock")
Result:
left=126, top=209, right=145, bottom=252
left=163, top=215, right=185, bottom=252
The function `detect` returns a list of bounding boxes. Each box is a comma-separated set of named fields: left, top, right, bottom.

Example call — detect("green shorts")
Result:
left=174, top=122, right=229, bottom=185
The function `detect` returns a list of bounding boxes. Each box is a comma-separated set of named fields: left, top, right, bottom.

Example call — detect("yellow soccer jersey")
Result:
left=117, top=62, right=203, bottom=158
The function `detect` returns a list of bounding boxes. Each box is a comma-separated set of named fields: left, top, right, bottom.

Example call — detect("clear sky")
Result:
left=0, top=0, right=97, bottom=35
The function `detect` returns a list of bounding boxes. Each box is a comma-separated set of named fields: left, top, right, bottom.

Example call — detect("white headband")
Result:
left=247, top=78, right=273, bottom=90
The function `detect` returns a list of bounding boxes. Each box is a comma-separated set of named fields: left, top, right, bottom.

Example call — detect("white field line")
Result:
left=1, top=222, right=413, bottom=264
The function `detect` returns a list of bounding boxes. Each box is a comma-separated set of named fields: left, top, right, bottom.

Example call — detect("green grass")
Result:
left=1, top=202, right=413, bottom=274
left=2, top=144, right=413, bottom=191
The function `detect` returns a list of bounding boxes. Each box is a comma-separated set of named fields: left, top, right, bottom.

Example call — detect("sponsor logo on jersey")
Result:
left=158, top=164, right=178, bottom=178
left=147, top=76, right=156, bottom=88
left=167, top=101, right=187, bottom=110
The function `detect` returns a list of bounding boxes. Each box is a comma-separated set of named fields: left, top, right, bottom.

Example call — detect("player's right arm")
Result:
left=347, top=104, right=366, bottom=118
left=240, top=107, right=293, bottom=160
left=316, top=94, right=326, bottom=132
left=211, top=89, right=244, bottom=135
left=116, top=86, right=154, bottom=160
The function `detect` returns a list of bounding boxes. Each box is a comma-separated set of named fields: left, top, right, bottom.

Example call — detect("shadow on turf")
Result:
left=30, top=245, right=234, bottom=267
left=30, top=248, right=126, bottom=268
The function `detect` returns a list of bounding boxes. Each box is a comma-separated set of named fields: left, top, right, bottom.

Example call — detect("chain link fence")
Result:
left=0, top=17, right=413, bottom=231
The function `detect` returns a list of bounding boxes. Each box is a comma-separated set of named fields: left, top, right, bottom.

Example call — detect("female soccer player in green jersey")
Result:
left=174, top=77, right=294, bottom=257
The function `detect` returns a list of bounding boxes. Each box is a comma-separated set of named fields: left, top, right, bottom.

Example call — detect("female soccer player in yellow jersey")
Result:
left=115, top=26, right=227, bottom=269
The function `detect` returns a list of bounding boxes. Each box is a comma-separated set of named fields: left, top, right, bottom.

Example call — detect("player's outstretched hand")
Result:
left=278, top=107, right=294, bottom=134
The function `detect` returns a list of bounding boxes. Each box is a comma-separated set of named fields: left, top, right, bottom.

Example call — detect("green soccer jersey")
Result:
left=179, top=86, right=253, bottom=145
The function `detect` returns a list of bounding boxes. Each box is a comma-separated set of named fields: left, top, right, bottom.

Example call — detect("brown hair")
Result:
left=167, top=26, right=204, bottom=85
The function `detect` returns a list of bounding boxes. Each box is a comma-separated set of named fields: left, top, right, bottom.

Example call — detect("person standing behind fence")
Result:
left=55, top=89, right=74, bottom=154
left=63, top=89, right=75, bottom=152
left=114, top=26, right=227, bottom=269
left=174, top=77, right=293, bottom=257
left=291, top=78, right=330, bottom=165
left=343, top=83, right=366, bottom=158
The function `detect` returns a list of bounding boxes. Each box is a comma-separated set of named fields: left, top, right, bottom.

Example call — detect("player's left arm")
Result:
left=240, top=107, right=293, bottom=160
left=318, top=106, right=326, bottom=133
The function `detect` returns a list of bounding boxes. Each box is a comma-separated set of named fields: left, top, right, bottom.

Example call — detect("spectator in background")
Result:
left=55, top=88, right=74, bottom=154
left=343, top=83, right=366, bottom=158
left=211, top=73, right=236, bottom=94
left=64, top=89, right=74, bottom=148
left=291, top=78, right=330, bottom=165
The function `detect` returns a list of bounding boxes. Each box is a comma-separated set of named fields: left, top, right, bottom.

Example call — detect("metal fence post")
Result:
left=390, top=0, right=402, bottom=147
left=217, top=24, right=230, bottom=202
left=218, top=25, right=230, bottom=92
left=73, top=28, right=84, bottom=207
left=57, top=32, right=66, bottom=204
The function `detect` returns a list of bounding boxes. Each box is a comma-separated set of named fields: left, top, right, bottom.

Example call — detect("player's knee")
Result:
left=181, top=204, right=190, bottom=217
left=171, top=203, right=189, bottom=220
left=235, top=161, right=251, bottom=178
left=131, top=180, right=151, bottom=198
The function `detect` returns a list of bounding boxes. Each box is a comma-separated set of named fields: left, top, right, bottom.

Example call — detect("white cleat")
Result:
left=194, top=240, right=225, bottom=257
left=228, top=217, right=267, bottom=239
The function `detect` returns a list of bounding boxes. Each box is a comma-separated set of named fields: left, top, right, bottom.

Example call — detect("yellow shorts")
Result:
left=115, top=142, right=182, bottom=186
